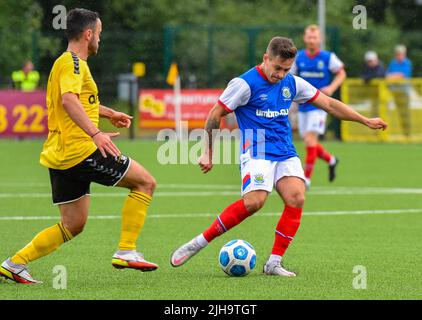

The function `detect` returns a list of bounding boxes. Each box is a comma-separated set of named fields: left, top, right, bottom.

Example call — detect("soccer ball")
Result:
left=218, top=239, right=256, bottom=277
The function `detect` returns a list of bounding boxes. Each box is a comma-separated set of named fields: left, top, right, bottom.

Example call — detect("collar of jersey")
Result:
left=305, top=49, right=321, bottom=59
left=66, top=51, right=87, bottom=62
left=255, top=65, right=271, bottom=82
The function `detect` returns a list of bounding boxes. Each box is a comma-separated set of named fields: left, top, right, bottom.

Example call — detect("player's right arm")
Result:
left=198, top=104, right=230, bottom=173
left=59, top=57, right=120, bottom=158
left=62, top=93, right=121, bottom=158
left=199, top=77, right=251, bottom=174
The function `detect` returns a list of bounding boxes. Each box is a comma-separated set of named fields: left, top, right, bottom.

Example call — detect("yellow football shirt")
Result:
left=40, top=51, right=99, bottom=170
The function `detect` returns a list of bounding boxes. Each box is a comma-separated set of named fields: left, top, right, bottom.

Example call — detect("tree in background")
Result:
left=0, top=1, right=43, bottom=86
left=0, top=1, right=61, bottom=88
left=3, top=0, right=419, bottom=93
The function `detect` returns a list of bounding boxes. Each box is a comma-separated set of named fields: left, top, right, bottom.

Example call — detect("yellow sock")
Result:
left=11, top=222, right=73, bottom=265
left=119, top=191, right=152, bottom=251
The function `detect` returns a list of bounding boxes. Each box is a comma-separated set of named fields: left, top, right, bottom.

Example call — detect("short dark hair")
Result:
left=65, top=8, right=100, bottom=41
left=267, top=37, right=297, bottom=60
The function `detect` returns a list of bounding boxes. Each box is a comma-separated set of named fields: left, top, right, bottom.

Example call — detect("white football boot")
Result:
left=263, top=259, right=297, bottom=277
left=0, top=259, right=42, bottom=284
left=170, top=237, right=204, bottom=267
left=112, top=251, right=158, bottom=272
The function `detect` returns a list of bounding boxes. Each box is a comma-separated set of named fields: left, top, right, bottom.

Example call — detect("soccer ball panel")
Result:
left=219, top=251, right=230, bottom=267
left=243, top=241, right=254, bottom=250
left=249, top=254, right=257, bottom=270
left=230, top=265, right=246, bottom=276
left=233, top=245, right=249, bottom=260
left=224, top=240, right=238, bottom=247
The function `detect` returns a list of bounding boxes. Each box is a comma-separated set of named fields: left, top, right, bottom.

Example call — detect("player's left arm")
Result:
left=322, top=68, right=346, bottom=96
left=99, top=105, right=133, bottom=128
left=321, top=53, right=347, bottom=96
left=312, top=93, right=387, bottom=130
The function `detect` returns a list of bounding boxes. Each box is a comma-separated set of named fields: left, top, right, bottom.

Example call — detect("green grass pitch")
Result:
left=0, top=139, right=421, bottom=299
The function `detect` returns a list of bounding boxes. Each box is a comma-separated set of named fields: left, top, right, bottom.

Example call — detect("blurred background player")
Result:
left=11, top=60, right=40, bottom=92
left=170, top=37, right=387, bottom=277
left=362, top=51, right=386, bottom=83
left=0, top=8, right=158, bottom=284
left=291, top=25, right=346, bottom=189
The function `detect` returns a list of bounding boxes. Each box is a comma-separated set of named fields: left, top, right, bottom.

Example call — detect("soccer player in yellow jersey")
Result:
left=0, top=8, right=158, bottom=284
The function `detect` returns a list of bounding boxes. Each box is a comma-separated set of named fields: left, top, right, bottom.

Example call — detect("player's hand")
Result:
left=321, top=86, right=334, bottom=96
left=198, top=153, right=213, bottom=174
left=92, top=131, right=121, bottom=158
left=364, top=118, right=388, bottom=130
left=110, top=111, right=133, bottom=128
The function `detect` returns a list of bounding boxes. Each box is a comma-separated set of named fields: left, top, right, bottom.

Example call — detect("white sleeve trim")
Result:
left=293, top=76, right=319, bottom=104
left=329, top=53, right=344, bottom=73
left=218, top=78, right=251, bottom=112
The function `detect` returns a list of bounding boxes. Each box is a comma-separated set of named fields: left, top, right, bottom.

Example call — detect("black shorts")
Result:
left=49, top=149, right=131, bottom=205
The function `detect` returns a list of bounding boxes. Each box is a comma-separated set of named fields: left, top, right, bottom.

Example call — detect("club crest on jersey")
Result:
left=254, top=174, right=265, bottom=185
left=282, top=87, right=291, bottom=99
left=318, top=60, right=325, bottom=70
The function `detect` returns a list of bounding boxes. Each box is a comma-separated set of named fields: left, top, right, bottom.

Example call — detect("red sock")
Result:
left=272, top=206, right=303, bottom=256
left=305, top=146, right=318, bottom=179
left=203, top=199, right=251, bottom=242
left=316, top=143, right=332, bottom=163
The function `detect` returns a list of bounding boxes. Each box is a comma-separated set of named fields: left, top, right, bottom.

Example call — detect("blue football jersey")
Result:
left=292, top=50, right=343, bottom=112
left=218, top=66, right=319, bottom=161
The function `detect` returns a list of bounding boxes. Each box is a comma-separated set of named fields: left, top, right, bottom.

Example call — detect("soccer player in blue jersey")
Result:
left=291, top=25, right=347, bottom=189
left=170, top=36, right=387, bottom=276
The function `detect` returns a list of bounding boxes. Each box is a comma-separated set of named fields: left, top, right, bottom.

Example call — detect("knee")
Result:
left=145, top=175, right=157, bottom=194
left=304, top=134, right=318, bottom=147
left=285, top=191, right=305, bottom=208
left=243, top=196, right=266, bottom=214
left=133, top=175, right=157, bottom=195
left=62, top=220, right=86, bottom=237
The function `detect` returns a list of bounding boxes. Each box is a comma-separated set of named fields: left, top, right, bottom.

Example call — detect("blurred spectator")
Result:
left=361, top=51, right=386, bottom=118
left=186, top=73, right=198, bottom=89
left=362, top=51, right=385, bottom=82
left=386, top=45, right=412, bottom=80
left=11, top=60, right=40, bottom=92
left=386, top=45, right=413, bottom=137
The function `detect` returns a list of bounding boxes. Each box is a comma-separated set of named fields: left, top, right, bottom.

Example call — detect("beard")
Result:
left=88, top=39, right=99, bottom=56
left=269, top=74, right=282, bottom=83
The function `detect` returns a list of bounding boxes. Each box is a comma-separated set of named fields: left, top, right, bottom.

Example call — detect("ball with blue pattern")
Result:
left=218, top=239, right=256, bottom=277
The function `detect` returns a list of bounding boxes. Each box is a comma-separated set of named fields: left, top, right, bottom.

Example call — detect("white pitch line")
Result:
left=0, top=182, right=240, bottom=190
left=2, top=187, right=422, bottom=199
left=0, top=208, right=421, bottom=221
left=0, top=191, right=241, bottom=198
left=2, top=182, right=422, bottom=193
left=310, top=188, right=422, bottom=195
left=0, top=182, right=50, bottom=187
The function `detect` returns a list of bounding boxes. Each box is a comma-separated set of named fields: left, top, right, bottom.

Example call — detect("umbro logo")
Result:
left=259, top=94, right=268, bottom=101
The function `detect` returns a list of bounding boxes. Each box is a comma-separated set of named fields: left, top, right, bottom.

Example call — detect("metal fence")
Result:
left=22, top=24, right=339, bottom=104
left=164, top=24, right=339, bottom=88
left=341, top=78, right=422, bottom=142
